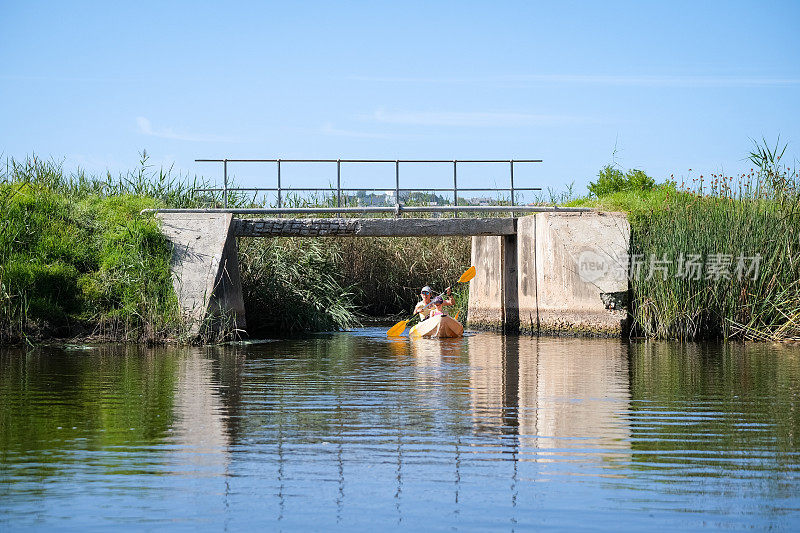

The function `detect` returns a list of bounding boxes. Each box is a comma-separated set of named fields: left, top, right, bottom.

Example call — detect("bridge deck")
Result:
left=233, top=217, right=517, bottom=237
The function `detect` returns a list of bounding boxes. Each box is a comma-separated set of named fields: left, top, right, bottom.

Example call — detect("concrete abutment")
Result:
left=156, top=213, right=246, bottom=337
left=467, top=212, right=630, bottom=337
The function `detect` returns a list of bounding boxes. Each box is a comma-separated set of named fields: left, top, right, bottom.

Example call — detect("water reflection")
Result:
left=1, top=333, right=799, bottom=531
left=170, top=349, right=231, bottom=476
left=628, top=341, right=800, bottom=476
left=410, top=334, right=632, bottom=461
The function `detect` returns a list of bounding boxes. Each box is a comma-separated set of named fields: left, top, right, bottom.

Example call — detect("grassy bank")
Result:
left=571, top=144, right=800, bottom=341
left=0, top=155, right=470, bottom=343
left=0, top=156, right=192, bottom=344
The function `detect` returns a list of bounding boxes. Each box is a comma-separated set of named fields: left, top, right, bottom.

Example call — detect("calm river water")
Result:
left=1, top=329, right=799, bottom=531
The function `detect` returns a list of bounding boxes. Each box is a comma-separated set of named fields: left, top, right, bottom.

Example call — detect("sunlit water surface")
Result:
left=1, top=329, right=799, bottom=531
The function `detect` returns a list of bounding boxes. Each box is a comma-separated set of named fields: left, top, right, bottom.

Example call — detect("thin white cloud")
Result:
left=0, top=74, right=130, bottom=83
left=361, top=109, right=593, bottom=127
left=136, top=117, right=238, bottom=143
left=65, top=153, right=117, bottom=172
left=349, top=75, right=471, bottom=83
left=517, top=74, right=800, bottom=87
left=349, top=74, right=800, bottom=88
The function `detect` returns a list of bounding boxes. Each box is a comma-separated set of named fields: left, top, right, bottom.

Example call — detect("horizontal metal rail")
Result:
left=195, top=159, right=542, bottom=163
left=194, top=187, right=542, bottom=192
left=141, top=206, right=593, bottom=215
left=194, top=158, right=544, bottom=212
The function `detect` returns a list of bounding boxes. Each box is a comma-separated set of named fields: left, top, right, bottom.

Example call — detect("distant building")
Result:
left=467, top=196, right=492, bottom=206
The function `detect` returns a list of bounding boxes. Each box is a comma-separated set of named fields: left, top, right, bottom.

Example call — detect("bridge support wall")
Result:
left=467, top=235, right=519, bottom=332
left=468, top=212, right=630, bottom=337
left=156, top=213, right=245, bottom=337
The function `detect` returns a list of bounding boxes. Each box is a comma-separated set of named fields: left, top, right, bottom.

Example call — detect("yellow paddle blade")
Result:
left=386, top=320, right=409, bottom=337
left=458, top=266, right=477, bottom=283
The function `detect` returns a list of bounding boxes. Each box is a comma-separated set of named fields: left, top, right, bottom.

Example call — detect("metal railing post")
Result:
left=510, top=160, right=515, bottom=206
left=277, top=159, right=281, bottom=208
left=336, top=159, right=341, bottom=208
left=395, top=160, right=400, bottom=216
left=453, top=160, right=458, bottom=216
left=223, top=158, right=228, bottom=208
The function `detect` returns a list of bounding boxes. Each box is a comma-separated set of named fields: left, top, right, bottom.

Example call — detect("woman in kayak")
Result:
left=414, top=285, right=454, bottom=321
left=414, top=286, right=434, bottom=321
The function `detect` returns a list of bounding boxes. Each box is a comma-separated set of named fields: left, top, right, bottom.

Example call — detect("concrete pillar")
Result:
left=518, top=212, right=630, bottom=336
left=516, top=215, right=538, bottom=333
left=156, top=213, right=246, bottom=337
left=467, top=236, right=503, bottom=330
left=469, top=211, right=630, bottom=336
left=467, top=234, right=518, bottom=332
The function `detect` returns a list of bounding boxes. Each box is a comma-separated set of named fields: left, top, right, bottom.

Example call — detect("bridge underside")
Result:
left=233, top=217, right=516, bottom=237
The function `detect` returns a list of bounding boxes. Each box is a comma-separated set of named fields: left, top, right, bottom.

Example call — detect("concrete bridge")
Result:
left=152, top=210, right=630, bottom=337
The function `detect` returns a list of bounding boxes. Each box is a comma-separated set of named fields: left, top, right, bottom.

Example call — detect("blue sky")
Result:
left=2, top=0, right=799, bottom=197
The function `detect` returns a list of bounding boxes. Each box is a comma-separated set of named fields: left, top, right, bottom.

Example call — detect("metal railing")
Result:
left=193, top=158, right=544, bottom=210
left=144, top=205, right=593, bottom=215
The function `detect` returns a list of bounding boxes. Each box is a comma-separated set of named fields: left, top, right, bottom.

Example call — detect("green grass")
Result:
left=0, top=179, right=182, bottom=343
left=0, top=153, right=236, bottom=343
left=565, top=183, right=680, bottom=214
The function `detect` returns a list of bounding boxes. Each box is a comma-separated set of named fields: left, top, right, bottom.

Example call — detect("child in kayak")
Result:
left=431, top=296, right=446, bottom=317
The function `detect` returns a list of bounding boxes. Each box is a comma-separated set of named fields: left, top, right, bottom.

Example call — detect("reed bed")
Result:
left=632, top=155, right=800, bottom=340
left=330, top=235, right=471, bottom=318
left=632, top=192, right=799, bottom=340
left=574, top=141, right=800, bottom=341
left=238, top=237, right=359, bottom=335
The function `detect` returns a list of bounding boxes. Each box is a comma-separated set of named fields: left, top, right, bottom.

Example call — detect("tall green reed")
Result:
left=630, top=140, right=800, bottom=340
left=238, top=237, right=360, bottom=334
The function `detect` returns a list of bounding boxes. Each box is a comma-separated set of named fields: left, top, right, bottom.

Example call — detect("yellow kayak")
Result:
left=409, top=315, right=464, bottom=338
